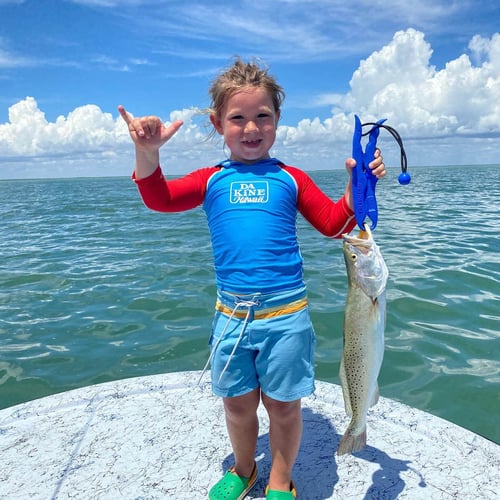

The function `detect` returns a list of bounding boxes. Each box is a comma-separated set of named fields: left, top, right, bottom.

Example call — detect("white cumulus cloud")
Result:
left=331, top=29, right=500, bottom=138
left=0, top=29, right=499, bottom=178
left=0, top=97, right=126, bottom=156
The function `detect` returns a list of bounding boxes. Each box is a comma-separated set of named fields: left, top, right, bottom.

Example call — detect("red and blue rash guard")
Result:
left=133, top=157, right=356, bottom=294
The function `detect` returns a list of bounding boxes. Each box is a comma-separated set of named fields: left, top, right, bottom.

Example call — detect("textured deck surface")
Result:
left=0, top=370, right=498, bottom=499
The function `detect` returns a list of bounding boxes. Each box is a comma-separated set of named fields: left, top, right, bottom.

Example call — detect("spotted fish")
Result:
left=337, top=224, right=388, bottom=455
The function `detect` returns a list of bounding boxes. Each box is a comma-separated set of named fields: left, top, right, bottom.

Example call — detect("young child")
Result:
left=119, top=58, right=385, bottom=500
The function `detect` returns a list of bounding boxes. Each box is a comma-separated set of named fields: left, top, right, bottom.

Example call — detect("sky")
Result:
left=0, top=0, right=499, bottom=179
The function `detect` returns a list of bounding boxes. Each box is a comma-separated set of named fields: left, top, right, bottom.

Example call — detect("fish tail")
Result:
left=337, top=426, right=367, bottom=455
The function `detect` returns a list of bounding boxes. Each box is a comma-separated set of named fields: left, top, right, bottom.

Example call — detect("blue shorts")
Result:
left=208, top=286, right=316, bottom=401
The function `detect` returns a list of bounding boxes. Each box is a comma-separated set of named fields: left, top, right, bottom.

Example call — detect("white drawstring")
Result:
left=198, top=298, right=259, bottom=386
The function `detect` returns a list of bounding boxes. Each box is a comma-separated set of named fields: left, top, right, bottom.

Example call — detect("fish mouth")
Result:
left=342, top=224, right=374, bottom=252
left=342, top=223, right=389, bottom=296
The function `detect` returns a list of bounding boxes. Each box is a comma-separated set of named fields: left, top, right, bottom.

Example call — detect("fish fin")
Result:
left=339, top=357, right=352, bottom=417
left=370, top=385, right=380, bottom=407
left=337, top=425, right=367, bottom=455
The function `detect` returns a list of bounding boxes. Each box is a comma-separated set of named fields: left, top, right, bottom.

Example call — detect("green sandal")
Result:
left=209, top=463, right=258, bottom=500
left=265, top=481, right=297, bottom=499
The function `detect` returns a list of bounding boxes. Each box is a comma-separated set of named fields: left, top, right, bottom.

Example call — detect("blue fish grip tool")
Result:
left=352, top=115, right=411, bottom=230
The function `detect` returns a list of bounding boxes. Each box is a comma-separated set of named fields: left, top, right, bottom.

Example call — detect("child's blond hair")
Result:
left=209, top=58, right=285, bottom=119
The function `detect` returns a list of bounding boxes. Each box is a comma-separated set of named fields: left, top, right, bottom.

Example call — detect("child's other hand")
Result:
left=344, top=149, right=386, bottom=179
left=369, top=149, right=386, bottom=179
left=343, top=149, right=385, bottom=211
left=118, top=105, right=183, bottom=152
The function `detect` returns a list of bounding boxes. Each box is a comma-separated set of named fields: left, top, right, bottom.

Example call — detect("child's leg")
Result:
left=223, top=388, right=261, bottom=477
left=262, top=394, right=302, bottom=492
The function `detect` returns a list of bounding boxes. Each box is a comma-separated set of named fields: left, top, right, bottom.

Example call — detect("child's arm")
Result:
left=118, top=105, right=183, bottom=180
left=290, top=151, right=386, bottom=238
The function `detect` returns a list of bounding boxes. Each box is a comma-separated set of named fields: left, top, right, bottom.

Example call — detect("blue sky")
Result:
left=0, top=0, right=499, bottom=178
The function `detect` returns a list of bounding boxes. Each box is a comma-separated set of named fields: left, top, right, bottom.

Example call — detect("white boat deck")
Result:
left=0, top=371, right=498, bottom=499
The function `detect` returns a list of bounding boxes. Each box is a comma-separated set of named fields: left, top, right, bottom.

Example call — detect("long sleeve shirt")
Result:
left=133, top=158, right=356, bottom=294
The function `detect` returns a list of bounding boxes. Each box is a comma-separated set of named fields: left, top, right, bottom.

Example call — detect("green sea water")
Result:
left=0, top=165, right=499, bottom=443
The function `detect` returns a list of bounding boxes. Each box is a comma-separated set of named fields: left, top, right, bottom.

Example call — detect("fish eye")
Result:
left=350, top=253, right=357, bottom=261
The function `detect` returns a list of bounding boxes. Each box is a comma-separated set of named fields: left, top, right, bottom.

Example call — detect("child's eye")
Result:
left=258, top=113, right=271, bottom=118
left=230, top=115, right=244, bottom=120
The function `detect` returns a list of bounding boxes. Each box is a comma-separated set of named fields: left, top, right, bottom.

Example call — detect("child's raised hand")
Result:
left=118, top=105, right=183, bottom=151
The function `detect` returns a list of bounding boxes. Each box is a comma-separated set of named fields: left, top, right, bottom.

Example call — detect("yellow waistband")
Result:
left=215, top=297, right=308, bottom=320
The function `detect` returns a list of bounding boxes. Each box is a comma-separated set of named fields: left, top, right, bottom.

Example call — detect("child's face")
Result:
left=210, top=86, right=280, bottom=164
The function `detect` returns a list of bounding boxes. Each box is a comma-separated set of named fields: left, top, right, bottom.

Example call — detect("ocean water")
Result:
left=0, top=165, right=499, bottom=444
